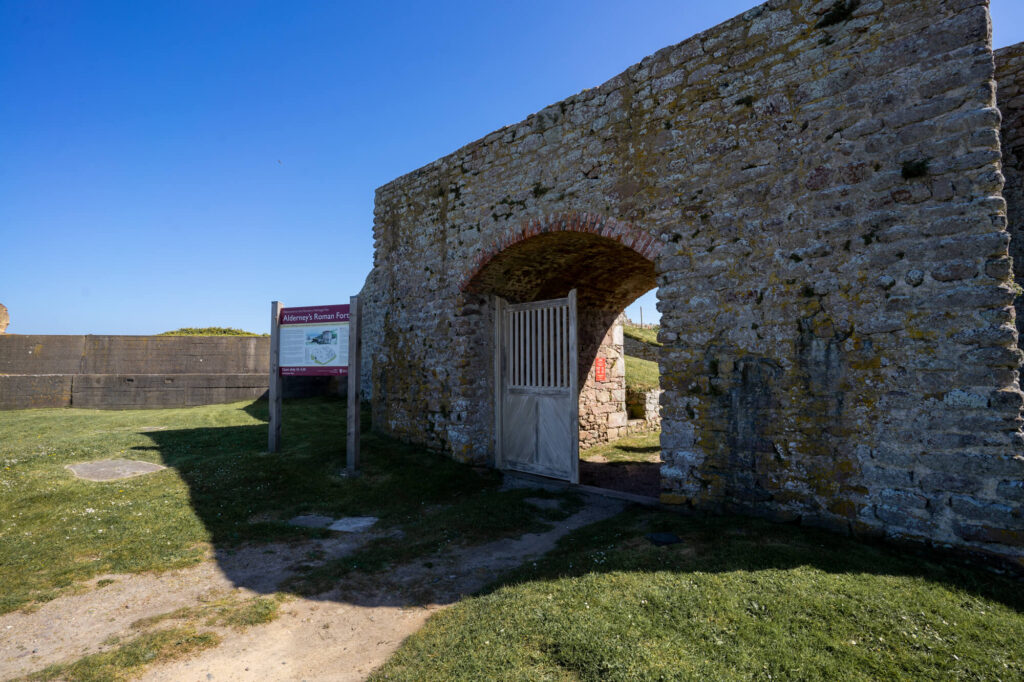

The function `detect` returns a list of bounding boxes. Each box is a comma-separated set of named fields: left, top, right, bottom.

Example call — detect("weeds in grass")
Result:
left=131, top=592, right=287, bottom=631
left=20, top=627, right=220, bottom=682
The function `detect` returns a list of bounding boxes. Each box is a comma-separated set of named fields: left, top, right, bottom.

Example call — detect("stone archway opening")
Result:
left=464, top=227, right=662, bottom=497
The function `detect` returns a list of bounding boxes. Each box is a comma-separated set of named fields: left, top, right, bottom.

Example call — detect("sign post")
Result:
left=268, top=301, right=360, bottom=470
left=346, top=295, right=361, bottom=474
left=269, top=301, right=284, bottom=452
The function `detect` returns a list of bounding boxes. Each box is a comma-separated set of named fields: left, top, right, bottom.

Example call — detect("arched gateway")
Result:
left=360, top=0, right=1024, bottom=569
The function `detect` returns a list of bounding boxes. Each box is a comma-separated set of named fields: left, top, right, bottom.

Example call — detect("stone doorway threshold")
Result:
left=502, top=470, right=661, bottom=507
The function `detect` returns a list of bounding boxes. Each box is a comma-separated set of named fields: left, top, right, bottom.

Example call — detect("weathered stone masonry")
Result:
left=362, top=0, right=1024, bottom=566
left=998, top=43, right=1024, bottom=333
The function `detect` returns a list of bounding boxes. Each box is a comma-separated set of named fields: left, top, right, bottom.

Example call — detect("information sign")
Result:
left=269, top=299, right=362, bottom=471
left=595, top=357, right=606, bottom=382
left=278, top=304, right=350, bottom=376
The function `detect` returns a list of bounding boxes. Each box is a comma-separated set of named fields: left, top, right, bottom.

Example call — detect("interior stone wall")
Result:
left=997, top=43, right=1024, bottom=331
left=579, top=316, right=628, bottom=449
left=362, top=0, right=1024, bottom=566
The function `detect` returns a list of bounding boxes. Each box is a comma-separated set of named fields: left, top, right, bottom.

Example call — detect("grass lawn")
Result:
left=580, top=431, right=660, bottom=464
left=625, top=355, right=660, bottom=392
left=0, top=398, right=578, bottom=615
left=623, top=324, right=661, bottom=347
left=373, top=508, right=1024, bottom=681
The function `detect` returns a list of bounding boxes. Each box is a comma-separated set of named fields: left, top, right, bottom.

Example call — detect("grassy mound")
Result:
left=623, top=324, right=661, bottom=347
left=625, top=355, right=659, bottom=392
left=157, top=327, right=266, bottom=336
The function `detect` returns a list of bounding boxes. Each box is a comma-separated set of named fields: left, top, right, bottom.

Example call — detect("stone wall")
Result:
left=997, top=43, right=1024, bottom=332
left=624, top=335, right=660, bottom=362
left=627, top=387, right=663, bottom=429
left=363, top=0, right=1024, bottom=566
left=579, top=316, right=629, bottom=448
left=0, top=335, right=333, bottom=409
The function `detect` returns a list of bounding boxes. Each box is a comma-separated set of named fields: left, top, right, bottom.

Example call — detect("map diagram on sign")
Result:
left=306, top=329, right=338, bottom=365
left=279, top=323, right=349, bottom=372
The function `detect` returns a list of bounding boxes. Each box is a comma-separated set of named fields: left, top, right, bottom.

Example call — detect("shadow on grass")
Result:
left=136, top=397, right=582, bottom=607
left=579, top=460, right=660, bottom=498
left=137, top=398, right=1021, bottom=614
left=614, top=445, right=660, bottom=454
left=481, top=507, right=1024, bottom=614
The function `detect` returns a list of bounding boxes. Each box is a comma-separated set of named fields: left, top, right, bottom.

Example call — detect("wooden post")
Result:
left=268, top=301, right=283, bottom=453
left=492, top=295, right=504, bottom=470
left=346, top=295, right=362, bottom=474
left=568, top=289, right=579, bottom=485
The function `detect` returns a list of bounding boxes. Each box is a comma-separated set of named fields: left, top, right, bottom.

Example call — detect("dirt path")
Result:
left=1, top=494, right=625, bottom=682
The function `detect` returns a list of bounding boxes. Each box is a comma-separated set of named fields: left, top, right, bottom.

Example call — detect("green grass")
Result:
left=131, top=592, right=287, bottom=631
left=625, top=355, right=659, bottom=392
left=623, top=324, right=661, bottom=347
left=580, top=431, right=660, bottom=464
left=0, top=398, right=578, bottom=614
left=373, top=509, right=1024, bottom=681
left=20, top=627, right=220, bottom=682
left=157, top=327, right=266, bottom=336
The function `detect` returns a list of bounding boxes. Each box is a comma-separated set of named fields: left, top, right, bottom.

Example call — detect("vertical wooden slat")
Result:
left=532, top=309, right=540, bottom=387
left=525, top=309, right=530, bottom=388
left=512, top=310, right=517, bottom=387
left=542, top=307, right=548, bottom=386
left=532, top=308, right=538, bottom=387
left=514, top=310, right=518, bottom=387
left=515, top=310, right=522, bottom=387
left=559, top=304, right=566, bottom=387
left=550, top=307, right=556, bottom=387
left=544, top=305, right=552, bottom=385
left=557, top=303, right=565, bottom=385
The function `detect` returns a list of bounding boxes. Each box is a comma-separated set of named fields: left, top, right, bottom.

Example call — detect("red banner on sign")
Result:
left=595, top=357, right=606, bottom=382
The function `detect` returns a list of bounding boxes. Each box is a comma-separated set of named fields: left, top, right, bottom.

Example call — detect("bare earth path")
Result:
left=1, top=494, right=625, bottom=682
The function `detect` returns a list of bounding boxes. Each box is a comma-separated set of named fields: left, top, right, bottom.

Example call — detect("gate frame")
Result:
left=493, top=290, right=579, bottom=484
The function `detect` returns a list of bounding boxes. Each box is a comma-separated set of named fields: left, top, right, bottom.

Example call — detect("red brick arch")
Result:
left=460, top=211, right=662, bottom=292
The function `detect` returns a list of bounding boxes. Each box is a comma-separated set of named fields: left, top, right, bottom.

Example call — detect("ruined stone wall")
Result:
left=366, top=0, right=1024, bottom=565
left=997, top=43, right=1024, bottom=332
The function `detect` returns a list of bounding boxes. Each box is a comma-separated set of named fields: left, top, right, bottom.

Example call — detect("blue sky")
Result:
left=2, top=1, right=1023, bottom=335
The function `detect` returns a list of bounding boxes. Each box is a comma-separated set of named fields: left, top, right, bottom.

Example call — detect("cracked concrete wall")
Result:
left=363, top=0, right=1024, bottom=567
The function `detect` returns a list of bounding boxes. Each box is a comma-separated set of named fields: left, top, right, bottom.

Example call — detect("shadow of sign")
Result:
left=134, top=398, right=599, bottom=608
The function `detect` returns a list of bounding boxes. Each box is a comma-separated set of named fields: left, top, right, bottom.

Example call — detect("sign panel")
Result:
left=278, top=304, right=350, bottom=376
left=595, top=357, right=606, bottom=382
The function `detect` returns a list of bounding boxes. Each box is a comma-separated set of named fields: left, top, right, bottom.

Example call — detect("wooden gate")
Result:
left=494, top=291, right=578, bottom=483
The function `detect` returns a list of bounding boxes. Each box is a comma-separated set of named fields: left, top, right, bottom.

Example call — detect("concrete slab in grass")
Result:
left=67, top=459, right=166, bottom=481
left=328, top=517, right=377, bottom=533
left=288, top=515, right=336, bottom=529
left=288, top=515, right=378, bottom=533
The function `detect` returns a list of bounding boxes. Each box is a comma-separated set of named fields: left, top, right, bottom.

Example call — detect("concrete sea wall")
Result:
left=0, top=335, right=334, bottom=409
